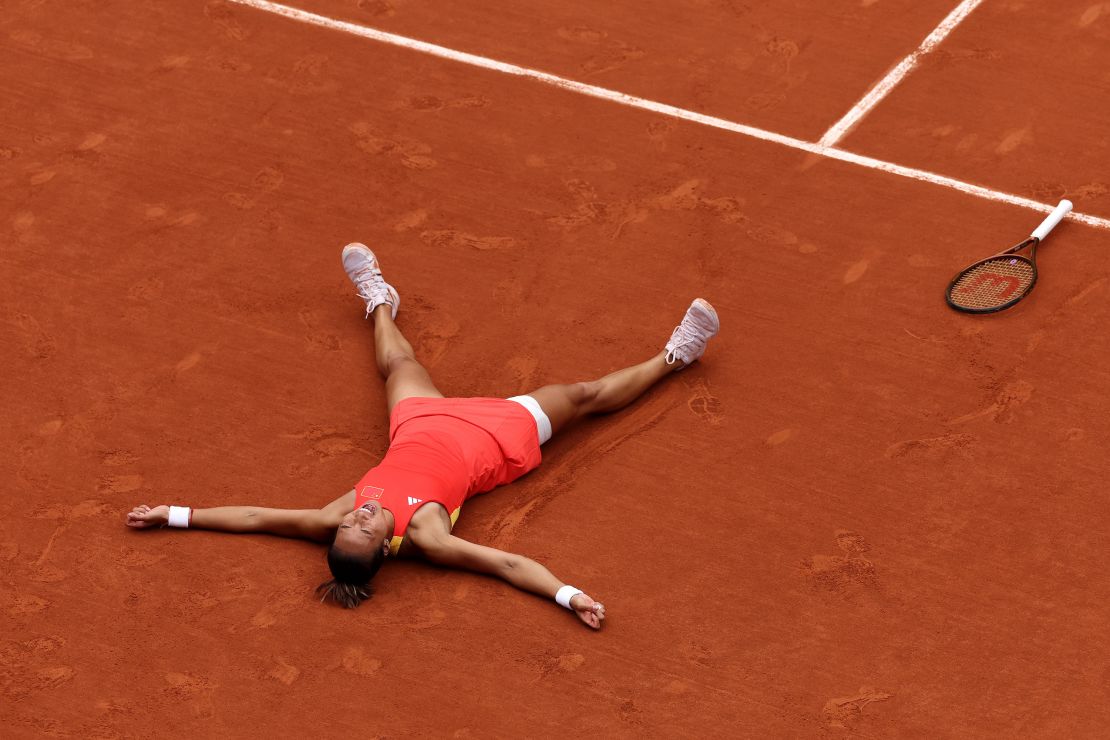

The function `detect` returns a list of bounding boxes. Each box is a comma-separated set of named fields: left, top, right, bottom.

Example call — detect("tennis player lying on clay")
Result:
left=126, top=244, right=719, bottom=628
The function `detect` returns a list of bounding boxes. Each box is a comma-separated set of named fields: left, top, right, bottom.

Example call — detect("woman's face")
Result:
left=334, top=500, right=390, bottom=556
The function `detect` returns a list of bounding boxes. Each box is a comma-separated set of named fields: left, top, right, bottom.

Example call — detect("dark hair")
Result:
left=315, top=540, right=386, bottom=609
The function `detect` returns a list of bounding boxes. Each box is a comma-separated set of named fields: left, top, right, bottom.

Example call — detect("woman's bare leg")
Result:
left=523, top=298, right=720, bottom=439
left=526, top=351, right=674, bottom=438
left=370, top=304, right=443, bottom=411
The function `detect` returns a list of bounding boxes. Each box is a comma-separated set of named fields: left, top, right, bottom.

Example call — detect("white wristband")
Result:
left=555, top=585, right=583, bottom=610
left=167, top=506, right=191, bottom=528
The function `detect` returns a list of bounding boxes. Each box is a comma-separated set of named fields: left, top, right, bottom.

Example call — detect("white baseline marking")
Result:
left=819, top=0, right=986, bottom=147
left=228, top=0, right=1110, bottom=232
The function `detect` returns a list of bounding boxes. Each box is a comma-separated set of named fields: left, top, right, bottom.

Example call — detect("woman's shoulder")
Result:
left=403, top=503, right=453, bottom=552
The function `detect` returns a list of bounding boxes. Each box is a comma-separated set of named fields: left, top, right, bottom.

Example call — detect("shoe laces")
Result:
left=352, top=266, right=390, bottom=317
left=665, top=322, right=697, bottom=365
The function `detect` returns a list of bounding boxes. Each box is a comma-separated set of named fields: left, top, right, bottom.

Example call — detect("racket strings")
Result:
left=948, top=257, right=1035, bottom=310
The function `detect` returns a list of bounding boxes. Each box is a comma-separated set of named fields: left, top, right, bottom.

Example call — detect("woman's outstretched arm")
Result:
left=416, top=533, right=607, bottom=629
left=125, top=491, right=354, bottom=543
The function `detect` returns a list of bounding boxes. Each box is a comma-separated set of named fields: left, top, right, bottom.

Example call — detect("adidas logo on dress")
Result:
left=407, top=496, right=423, bottom=506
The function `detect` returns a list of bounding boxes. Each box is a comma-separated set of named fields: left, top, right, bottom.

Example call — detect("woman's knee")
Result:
left=568, top=381, right=601, bottom=413
left=382, top=351, right=419, bottom=377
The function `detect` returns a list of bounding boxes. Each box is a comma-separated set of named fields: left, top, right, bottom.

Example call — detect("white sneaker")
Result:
left=664, top=298, right=719, bottom=368
left=341, top=243, right=400, bottom=319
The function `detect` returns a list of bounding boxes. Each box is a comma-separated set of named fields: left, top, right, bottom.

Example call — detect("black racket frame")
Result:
left=945, top=236, right=1040, bottom=314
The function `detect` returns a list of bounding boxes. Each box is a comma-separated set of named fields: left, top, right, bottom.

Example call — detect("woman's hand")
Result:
left=569, top=593, right=607, bottom=629
left=126, top=504, right=169, bottom=529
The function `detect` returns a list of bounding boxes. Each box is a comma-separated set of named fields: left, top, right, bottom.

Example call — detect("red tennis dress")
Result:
left=353, top=397, right=542, bottom=554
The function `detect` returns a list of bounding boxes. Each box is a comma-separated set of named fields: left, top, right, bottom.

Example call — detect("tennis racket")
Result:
left=946, top=199, right=1073, bottom=313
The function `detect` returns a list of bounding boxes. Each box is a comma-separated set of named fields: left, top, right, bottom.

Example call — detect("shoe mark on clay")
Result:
left=746, top=223, right=800, bottom=248
left=766, top=428, right=796, bottom=447
left=252, top=165, right=284, bottom=193
left=401, top=94, right=488, bottom=112
left=420, top=229, right=517, bottom=252
left=531, top=651, right=586, bottom=680
left=163, top=672, right=216, bottom=717
left=225, top=165, right=285, bottom=210
left=1064, top=276, right=1109, bottom=309
left=357, top=0, right=396, bottom=17
left=655, top=179, right=747, bottom=224
left=337, top=646, right=382, bottom=676
left=525, top=153, right=617, bottom=172
left=928, top=45, right=1003, bottom=72
left=995, top=126, right=1034, bottom=156
left=249, top=587, right=304, bottom=629
left=265, top=656, right=300, bottom=685
left=685, top=377, right=724, bottom=426
left=12, top=210, right=35, bottom=235
left=744, top=90, right=789, bottom=113
left=32, top=499, right=113, bottom=568
left=306, top=331, right=342, bottom=353
left=8, top=29, right=93, bottom=61
left=484, top=398, right=677, bottom=544
left=27, top=166, right=57, bottom=186
left=8, top=313, right=56, bottom=359
left=801, top=530, right=878, bottom=594
left=75, top=132, right=107, bottom=153
left=646, top=119, right=677, bottom=149
left=173, top=351, right=203, bottom=378
left=506, top=354, right=539, bottom=389
left=763, top=35, right=801, bottom=78
left=206, top=54, right=253, bottom=74
left=7, top=593, right=48, bottom=616
left=550, top=178, right=743, bottom=238
left=842, top=258, right=871, bottom=285
left=1023, top=179, right=1106, bottom=213
left=349, top=121, right=438, bottom=170
left=97, top=473, right=145, bottom=493
left=948, top=379, right=1034, bottom=425
left=298, top=308, right=341, bottom=352
left=158, top=54, right=191, bottom=71
left=885, top=432, right=976, bottom=458
left=1070, top=182, right=1109, bottom=201
left=556, top=25, right=608, bottom=44
left=617, top=698, right=644, bottom=726
left=393, top=208, right=428, bottom=232
left=1080, top=4, right=1110, bottom=27
left=115, top=545, right=166, bottom=568
left=555, top=26, right=644, bottom=76
left=822, top=686, right=893, bottom=729
left=680, top=638, right=714, bottom=667
left=204, top=1, right=249, bottom=41
left=545, top=179, right=614, bottom=228
left=281, top=425, right=360, bottom=459
left=276, top=54, right=339, bottom=96
left=128, top=276, right=165, bottom=303
left=581, top=43, right=645, bottom=76
left=414, top=314, right=461, bottom=369
left=376, top=601, right=447, bottom=631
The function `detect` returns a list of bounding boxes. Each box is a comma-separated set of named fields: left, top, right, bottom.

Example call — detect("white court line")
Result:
left=818, top=0, right=986, bottom=147
left=228, top=0, right=1110, bottom=232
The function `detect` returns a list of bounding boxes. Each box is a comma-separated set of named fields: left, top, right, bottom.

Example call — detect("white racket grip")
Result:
left=1031, top=199, right=1073, bottom=241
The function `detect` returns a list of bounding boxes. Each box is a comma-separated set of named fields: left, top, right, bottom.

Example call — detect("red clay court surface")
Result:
left=3, top=1, right=1110, bottom=737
